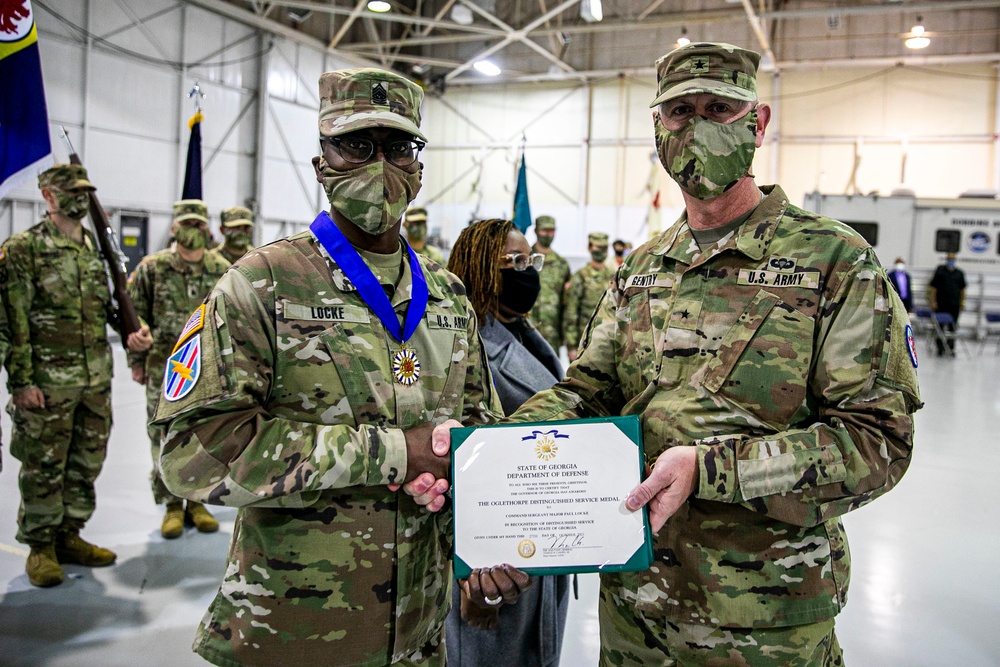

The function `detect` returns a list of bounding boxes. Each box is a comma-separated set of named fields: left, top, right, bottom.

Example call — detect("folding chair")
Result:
left=932, top=312, right=971, bottom=357
left=979, top=312, right=1000, bottom=355
left=911, top=307, right=939, bottom=356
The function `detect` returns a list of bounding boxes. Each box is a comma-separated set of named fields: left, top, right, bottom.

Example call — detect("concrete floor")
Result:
left=1, top=341, right=999, bottom=666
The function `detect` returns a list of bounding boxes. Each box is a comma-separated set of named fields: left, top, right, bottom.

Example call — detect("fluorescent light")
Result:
left=367, top=1, right=391, bottom=12
left=581, top=0, right=603, bottom=22
left=474, top=60, right=501, bottom=76
left=676, top=28, right=690, bottom=47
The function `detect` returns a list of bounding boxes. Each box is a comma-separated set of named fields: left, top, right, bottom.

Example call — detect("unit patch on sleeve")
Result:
left=172, top=304, right=206, bottom=353
left=163, top=334, right=201, bottom=402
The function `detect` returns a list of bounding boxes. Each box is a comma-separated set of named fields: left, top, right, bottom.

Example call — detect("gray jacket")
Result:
left=478, top=316, right=563, bottom=416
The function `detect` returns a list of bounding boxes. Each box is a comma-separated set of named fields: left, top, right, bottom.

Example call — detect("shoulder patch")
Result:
left=905, top=323, right=918, bottom=368
left=163, top=334, right=201, bottom=402
left=173, top=304, right=206, bottom=353
left=0, top=247, right=5, bottom=262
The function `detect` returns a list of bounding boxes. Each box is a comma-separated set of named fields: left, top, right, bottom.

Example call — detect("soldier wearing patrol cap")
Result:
left=413, top=42, right=922, bottom=665
left=563, top=231, right=614, bottom=360
left=0, top=164, right=153, bottom=587
left=527, top=215, right=571, bottom=353
left=152, top=67, right=502, bottom=666
left=209, top=205, right=255, bottom=265
left=402, top=205, right=445, bottom=264
left=127, top=198, right=231, bottom=540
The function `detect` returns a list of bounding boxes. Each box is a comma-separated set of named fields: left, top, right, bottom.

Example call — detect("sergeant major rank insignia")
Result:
left=371, top=81, right=388, bottom=106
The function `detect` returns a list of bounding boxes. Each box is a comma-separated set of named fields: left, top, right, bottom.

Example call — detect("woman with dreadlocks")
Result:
left=445, top=218, right=569, bottom=667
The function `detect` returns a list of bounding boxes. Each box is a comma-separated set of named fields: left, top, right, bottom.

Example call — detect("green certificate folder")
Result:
left=451, top=415, right=653, bottom=579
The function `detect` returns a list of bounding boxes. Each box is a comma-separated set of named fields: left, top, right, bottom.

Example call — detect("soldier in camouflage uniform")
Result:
left=528, top=215, right=571, bottom=353
left=209, top=205, right=255, bottom=265
left=419, top=42, right=921, bottom=666
left=152, top=67, right=502, bottom=667
left=403, top=205, right=445, bottom=264
left=128, top=199, right=230, bottom=539
left=0, top=290, right=9, bottom=473
left=0, top=164, right=152, bottom=587
left=563, top=231, right=614, bottom=360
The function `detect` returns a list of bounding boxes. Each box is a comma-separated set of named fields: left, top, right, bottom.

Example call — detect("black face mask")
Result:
left=499, top=267, right=541, bottom=316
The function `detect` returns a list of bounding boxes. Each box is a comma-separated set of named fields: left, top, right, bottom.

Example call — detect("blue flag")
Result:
left=512, top=152, right=531, bottom=233
left=181, top=111, right=203, bottom=200
left=0, top=1, right=53, bottom=199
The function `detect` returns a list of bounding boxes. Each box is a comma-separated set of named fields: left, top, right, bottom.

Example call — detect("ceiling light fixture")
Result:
left=676, top=28, right=690, bottom=47
left=580, top=0, right=603, bottom=23
left=451, top=5, right=474, bottom=25
left=904, top=17, right=930, bottom=49
left=367, top=1, right=391, bottom=12
left=474, top=60, right=501, bottom=77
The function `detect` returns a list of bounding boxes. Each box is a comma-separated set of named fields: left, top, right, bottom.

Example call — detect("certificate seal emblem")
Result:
left=392, top=346, right=420, bottom=385
left=517, top=539, right=536, bottom=559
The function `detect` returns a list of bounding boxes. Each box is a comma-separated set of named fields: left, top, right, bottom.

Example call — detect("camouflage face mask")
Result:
left=55, top=190, right=90, bottom=220
left=591, top=248, right=608, bottom=263
left=319, top=157, right=422, bottom=236
left=175, top=225, right=209, bottom=250
left=406, top=223, right=427, bottom=241
left=226, top=230, right=252, bottom=249
left=655, top=109, right=758, bottom=200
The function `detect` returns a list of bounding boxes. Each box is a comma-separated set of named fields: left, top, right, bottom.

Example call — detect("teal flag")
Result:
left=512, top=153, right=531, bottom=233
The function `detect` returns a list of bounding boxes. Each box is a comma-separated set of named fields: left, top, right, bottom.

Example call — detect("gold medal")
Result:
left=392, top=345, right=420, bottom=385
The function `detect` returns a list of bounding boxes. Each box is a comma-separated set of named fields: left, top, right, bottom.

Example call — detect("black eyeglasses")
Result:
left=324, top=136, right=425, bottom=167
left=501, top=252, right=545, bottom=271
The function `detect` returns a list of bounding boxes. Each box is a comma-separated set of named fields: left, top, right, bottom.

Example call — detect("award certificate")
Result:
left=451, top=416, right=652, bottom=578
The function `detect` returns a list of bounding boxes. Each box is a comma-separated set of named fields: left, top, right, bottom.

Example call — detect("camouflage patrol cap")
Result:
left=588, top=232, right=609, bottom=247
left=650, top=42, right=760, bottom=108
left=535, top=215, right=556, bottom=231
left=220, top=206, right=253, bottom=228
left=318, top=68, right=427, bottom=142
left=173, top=199, right=209, bottom=225
left=38, top=164, right=95, bottom=192
left=404, top=206, right=428, bottom=225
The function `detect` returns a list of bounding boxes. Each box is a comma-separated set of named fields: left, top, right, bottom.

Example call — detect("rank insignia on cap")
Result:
left=163, top=334, right=201, bottom=402
left=173, top=304, right=206, bottom=353
left=689, top=56, right=709, bottom=71
left=905, top=323, right=918, bottom=368
left=372, top=81, right=388, bottom=106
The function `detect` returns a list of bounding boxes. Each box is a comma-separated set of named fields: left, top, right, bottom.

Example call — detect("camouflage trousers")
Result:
left=7, top=385, right=112, bottom=546
left=598, top=592, right=844, bottom=667
left=145, top=373, right=182, bottom=505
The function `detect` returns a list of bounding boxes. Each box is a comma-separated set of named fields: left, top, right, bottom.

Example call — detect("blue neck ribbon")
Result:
left=309, top=211, right=428, bottom=344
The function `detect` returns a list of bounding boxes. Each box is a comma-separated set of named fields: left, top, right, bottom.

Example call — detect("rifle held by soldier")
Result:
left=59, top=127, right=142, bottom=347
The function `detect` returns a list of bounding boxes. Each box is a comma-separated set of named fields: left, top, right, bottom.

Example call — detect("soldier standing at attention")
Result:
left=403, top=205, right=445, bottom=264
left=153, top=68, right=503, bottom=666
left=210, top=205, right=254, bottom=265
left=563, top=231, right=613, bottom=360
left=528, top=215, right=571, bottom=354
left=412, top=42, right=921, bottom=666
left=1, top=164, right=152, bottom=587
left=127, top=199, right=230, bottom=539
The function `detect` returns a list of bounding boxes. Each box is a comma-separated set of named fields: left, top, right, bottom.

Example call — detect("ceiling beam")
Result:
left=738, top=0, right=780, bottom=73
left=458, top=0, right=578, bottom=74
left=328, top=0, right=367, bottom=50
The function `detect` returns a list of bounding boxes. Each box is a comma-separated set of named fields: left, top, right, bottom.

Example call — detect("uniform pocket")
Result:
left=703, top=289, right=814, bottom=429
left=618, top=291, right=658, bottom=389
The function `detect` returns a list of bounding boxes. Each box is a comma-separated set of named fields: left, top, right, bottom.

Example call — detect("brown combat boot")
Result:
left=26, top=545, right=64, bottom=587
left=185, top=501, right=219, bottom=533
left=55, top=533, right=117, bottom=567
left=161, top=501, right=185, bottom=539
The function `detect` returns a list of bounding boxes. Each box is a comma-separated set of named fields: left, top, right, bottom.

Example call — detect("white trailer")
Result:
left=803, top=192, right=1000, bottom=348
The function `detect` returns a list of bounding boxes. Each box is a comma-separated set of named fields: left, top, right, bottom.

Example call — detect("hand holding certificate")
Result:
left=451, top=416, right=653, bottom=577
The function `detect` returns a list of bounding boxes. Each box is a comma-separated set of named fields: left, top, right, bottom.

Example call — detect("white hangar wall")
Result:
left=1, top=0, right=998, bottom=270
